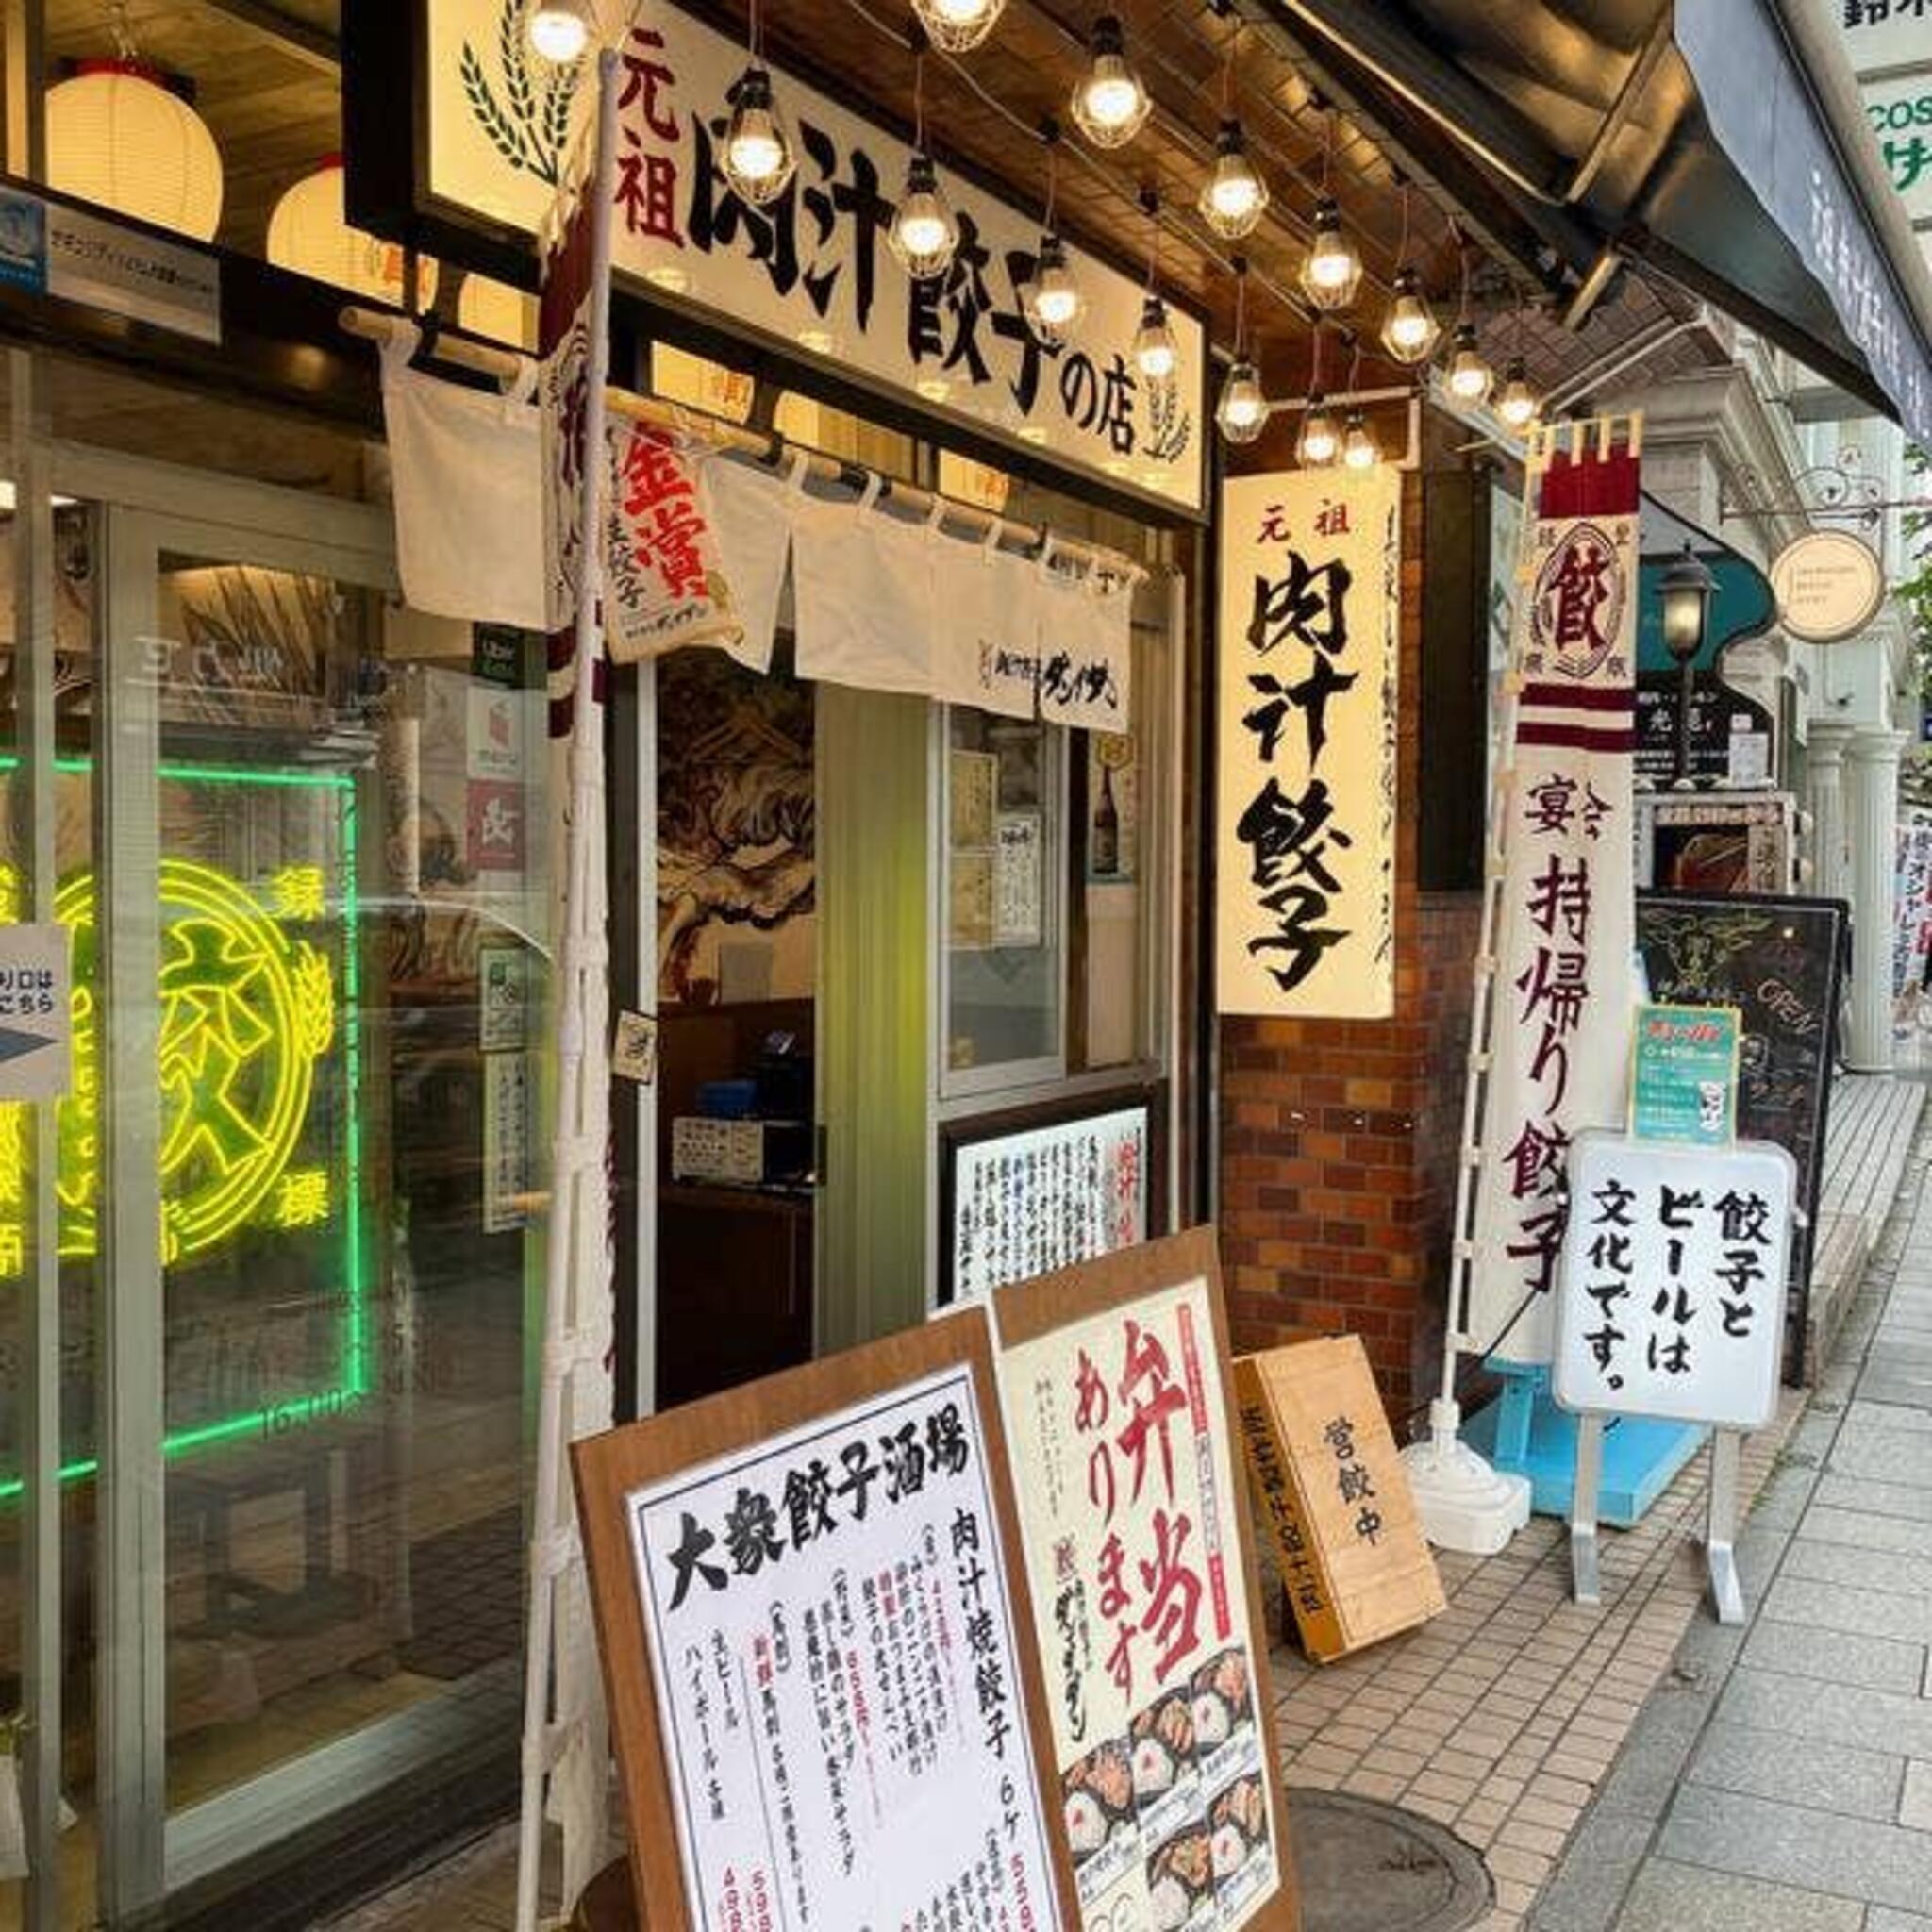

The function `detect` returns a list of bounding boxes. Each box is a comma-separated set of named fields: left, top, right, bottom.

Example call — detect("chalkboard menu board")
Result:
left=1635, top=892, right=1847, bottom=1380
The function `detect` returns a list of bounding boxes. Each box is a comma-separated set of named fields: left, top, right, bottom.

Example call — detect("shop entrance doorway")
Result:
left=4, top=432, right=544, bottom=1927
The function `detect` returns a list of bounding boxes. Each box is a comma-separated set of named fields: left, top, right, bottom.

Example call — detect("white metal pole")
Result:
left=1396, top=438, right=1544, bottom=1554
left=517, top=47, right=621, bottom=1932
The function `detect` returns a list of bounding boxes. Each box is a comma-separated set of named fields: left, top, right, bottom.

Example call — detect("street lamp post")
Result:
left=1660, top=541, right=1716, bottom=789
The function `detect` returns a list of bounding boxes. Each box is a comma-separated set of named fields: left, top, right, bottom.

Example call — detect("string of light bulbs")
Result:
left=524, top=0, right=1533, bottom=454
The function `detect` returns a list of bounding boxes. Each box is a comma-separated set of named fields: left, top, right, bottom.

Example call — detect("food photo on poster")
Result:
left=992, top=1232, right=1296, bottom=1931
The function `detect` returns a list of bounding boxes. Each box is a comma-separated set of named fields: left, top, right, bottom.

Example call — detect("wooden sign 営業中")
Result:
left=1235, top=1337, right=1446, bottom=1663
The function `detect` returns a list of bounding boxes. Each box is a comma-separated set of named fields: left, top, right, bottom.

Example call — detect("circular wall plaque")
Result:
left=1769, top=530, right=1885, bottom=643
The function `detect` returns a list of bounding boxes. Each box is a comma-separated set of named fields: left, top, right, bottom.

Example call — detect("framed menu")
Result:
left=574, top=1314, right=1077, bottom=1931
left=991, top=1228, right=1299, bottom=1931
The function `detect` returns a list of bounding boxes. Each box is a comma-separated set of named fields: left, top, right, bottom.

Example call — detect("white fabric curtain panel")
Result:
left=379, top=333, right=549, bottom=632
left=933, top=534, right=1045, bottom=720
left=790, top=473, right=937, bottom=697
left=695, top=453, right=796, bottom=675
left=1037, top=559, right=1133, bottom=736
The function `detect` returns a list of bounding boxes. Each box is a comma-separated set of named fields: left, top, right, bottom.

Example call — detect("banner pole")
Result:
left=1397, top=438, right=1547, bottom=1554
left=517, top=45, right=621, bottom=1932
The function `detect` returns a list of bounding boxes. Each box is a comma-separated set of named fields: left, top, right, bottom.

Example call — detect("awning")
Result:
left=1257, top=0, right=1932, bottom=443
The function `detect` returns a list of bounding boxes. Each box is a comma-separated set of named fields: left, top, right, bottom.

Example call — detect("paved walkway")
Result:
left=1533, top=1124, right=1932, bottom=1931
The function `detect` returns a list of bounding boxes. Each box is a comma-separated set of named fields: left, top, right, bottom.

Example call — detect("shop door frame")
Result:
left=76, top=459, right=403, bottom=1921
left=12, top=435, right=572, bottom=1923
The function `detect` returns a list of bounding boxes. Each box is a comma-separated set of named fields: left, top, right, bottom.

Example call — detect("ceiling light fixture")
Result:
left=1071, top=13, right=1151, bottom=149
left=1341, top=338, right=1379, bottom=467
left=528, top=0, right=592, bottom=63
left=1131, top=188, right=1178, bottom=381
left=1298, top=103, right=1361, bottom=310
left=1198, top=8, right=1267, bottom=240
left=1216, top=258, right=1267, bottom=444
left=1443, top=235, right=1492, bottom=403
left=722, top=1, right=795, bottom=206
left=1297, top=325, right=1339, bottom=466
left=913, top=0, right=1005, bottom=54
left=1493, top=293, right=1539, bottom=427
left=1379, top=179, right=1439, bottom=363
left=1019, top=128, right=1085, bottom=345
left=46, top=9, right=224, bottom=242
left=889, top=52, right=960, bottom=281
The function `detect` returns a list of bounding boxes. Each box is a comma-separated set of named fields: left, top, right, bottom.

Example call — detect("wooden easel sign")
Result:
left=573, top=1314, right=1078, bottom=1930
left=991, top=1227, right=1301, bottom=1931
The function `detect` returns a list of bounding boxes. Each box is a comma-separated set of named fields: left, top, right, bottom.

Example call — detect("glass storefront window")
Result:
left=943, top=708, right=1061, bottom=1081
left=0, top=375, right=551, bottom=1921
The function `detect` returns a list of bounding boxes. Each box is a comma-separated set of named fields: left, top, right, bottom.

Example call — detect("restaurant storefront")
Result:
left=0, top=1, right=1929, bottom=1927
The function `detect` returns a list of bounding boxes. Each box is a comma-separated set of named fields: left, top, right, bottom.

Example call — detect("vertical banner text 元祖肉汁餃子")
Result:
left=1215, top=467, right=1401, bottom=1019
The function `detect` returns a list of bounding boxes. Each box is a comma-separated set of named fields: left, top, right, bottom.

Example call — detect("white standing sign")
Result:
left=0, top=924, right=70, bottom=1102
left=950, top=1107, right=1147, bottom=1305
left=624, top=1365, right=1059, bottom=1931
left=1215, top=467, right=1401, bottom=1019
left=427, top=0, right=1206, bottom=512
left=1551, top=1132, right=1795, bottom=1430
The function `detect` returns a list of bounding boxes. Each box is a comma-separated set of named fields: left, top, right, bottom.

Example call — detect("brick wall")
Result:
left=1220, top=472, right=1483, bottom=1421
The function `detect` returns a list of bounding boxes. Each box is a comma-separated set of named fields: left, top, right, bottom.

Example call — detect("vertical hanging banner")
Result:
left=1216, top=468, right=1400, bottom=1018
left=1467, top=426, right=1641, bottom=1367
left=992, top=1230, right=1297, bottom=1932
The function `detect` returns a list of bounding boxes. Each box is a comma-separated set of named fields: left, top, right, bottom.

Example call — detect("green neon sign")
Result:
left=0, top=758, right=364, bottom=1500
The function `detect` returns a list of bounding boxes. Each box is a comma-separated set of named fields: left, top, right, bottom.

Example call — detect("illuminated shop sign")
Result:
left=423, top=0, right=1208, bottom=514
left=0, top=758, right=364, bottom=1497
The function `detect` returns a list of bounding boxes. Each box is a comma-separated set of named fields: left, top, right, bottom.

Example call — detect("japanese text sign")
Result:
left=1834, top=0, right=1932, bottom=80
left=947, top=1105, right=1149, bottom=1307
left=604, top=422, right=743, bottom=662
left=1468, top=437, right=1641, bottom=1367
left=1551, top=1131, right=1795, bottom=1430
left=428, top=0, right=1206, bottom=513
left=992, top=1228, right=1295, bottom=1931
left=573, top=1315, right=1075, bottom=1932
left=0, top=924, right=71, bottom=1103
left=1236, top=1339, right=1445, bottom=1664
left=1630, top=1003, right=1741, bottom=1147
left=1216, top=466, right=1401, bottom=1019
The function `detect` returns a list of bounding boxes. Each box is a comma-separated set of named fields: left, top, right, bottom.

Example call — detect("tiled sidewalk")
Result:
left=1266, top=1384, right=1803, bottom=1929
left=1532, top=1127, right=1932, bottom=1931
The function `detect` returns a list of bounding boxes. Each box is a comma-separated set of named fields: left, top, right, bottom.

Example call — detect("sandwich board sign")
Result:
left=1551, top=1130, right=1795, bottom=1624
left=573, top=1315, right=1077, bottom=1930
left=991, top=1227, right=1298, bottom=1931
left=1236, top=1335, right=1447, bottom=1663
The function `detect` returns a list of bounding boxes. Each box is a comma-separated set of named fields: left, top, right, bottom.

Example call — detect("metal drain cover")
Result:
left=1287, top=1788, right=1494, bottom=1932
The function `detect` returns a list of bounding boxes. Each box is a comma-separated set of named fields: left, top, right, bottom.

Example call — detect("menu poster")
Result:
left=573, top=1316, right=1078, bottom=1932
left=992, top=1229, right=1296, bottom=1932
left=996, top=811, right=1046, bottom=948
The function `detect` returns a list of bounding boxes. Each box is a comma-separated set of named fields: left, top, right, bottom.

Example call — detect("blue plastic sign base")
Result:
left=1463, top=1362, right=1707, bottom=1525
